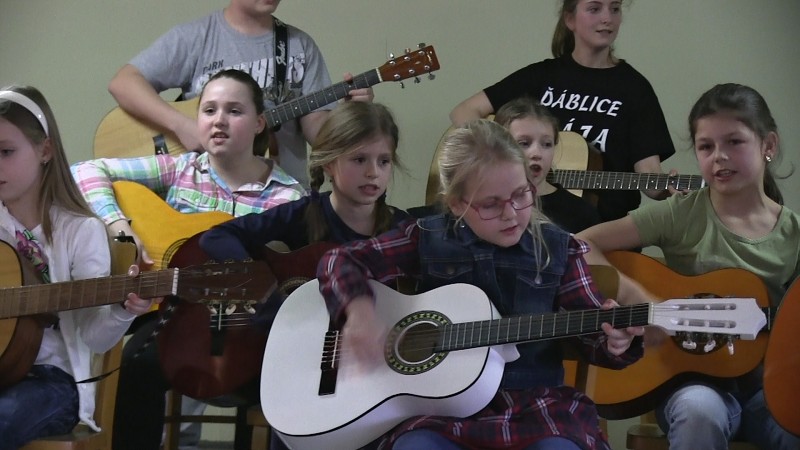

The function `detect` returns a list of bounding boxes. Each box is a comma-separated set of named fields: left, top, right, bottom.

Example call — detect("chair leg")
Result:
left=234, top=405, right=253, bottom=450
left=165, top=391, right=183, bottom=450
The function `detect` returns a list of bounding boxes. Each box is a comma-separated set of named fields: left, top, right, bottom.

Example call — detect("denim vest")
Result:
left=417, top=214, right=571, bottom=390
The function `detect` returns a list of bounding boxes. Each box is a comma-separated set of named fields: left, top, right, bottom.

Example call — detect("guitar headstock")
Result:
left=651, top=297, right=766, bottom=341
left=378, top=44, right=440, bottom=85
left=176, top=260, right=276, bottom=304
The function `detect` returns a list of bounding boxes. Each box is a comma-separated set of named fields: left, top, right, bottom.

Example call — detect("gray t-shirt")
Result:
left=131, top=10, right=334, bottom=186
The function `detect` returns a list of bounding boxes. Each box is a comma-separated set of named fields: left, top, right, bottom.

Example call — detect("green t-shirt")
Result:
left=631, top=188, right=800, bottom=306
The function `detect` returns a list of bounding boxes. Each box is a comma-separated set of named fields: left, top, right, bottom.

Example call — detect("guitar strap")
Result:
left=272, top=17, right=289, bottom=106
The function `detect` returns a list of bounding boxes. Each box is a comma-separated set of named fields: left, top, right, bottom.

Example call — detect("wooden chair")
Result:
left=20, top=237, right=136, bottom=450
left=162, top=391, right=251, bottom=450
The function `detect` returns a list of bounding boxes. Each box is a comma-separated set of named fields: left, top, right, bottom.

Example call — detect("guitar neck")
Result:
left=436, top=303, right=651, bottom=352
left=0, top=269, right=178, bottom=319
left=265, top=69, right=381, bottom=128
left=547, top=170, right=705, bottom=192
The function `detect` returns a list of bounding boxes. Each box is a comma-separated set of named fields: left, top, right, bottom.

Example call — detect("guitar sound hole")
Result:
left=386, top=311, right=449, bottom=375
left=395, top=322, right=438, bottom=364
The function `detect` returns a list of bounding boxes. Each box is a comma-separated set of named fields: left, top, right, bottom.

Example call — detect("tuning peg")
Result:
left=389, top=52, right=395, bottom=59
left=244, top=304, right=256, bottom=315
left=225, top=304, right=237, bottom=315
left=404, top=48, right=411, bottom=54
left=400, top=81, right=405, bottom=89
left=418, top=42, right=426, bottom=48
left=207, top=305, right=218, bottom=315
left=414, top=76, right=421, bottom=84
left=681, top=334, right=697, bottom=350
left=428, top=73, right=436, bottom=81
left=703, top=336, right=717, bottom=353
left=727, top=336, right=735, bottom=355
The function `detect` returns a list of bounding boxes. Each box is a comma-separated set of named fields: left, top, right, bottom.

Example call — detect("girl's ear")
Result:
left=763, top=131, right=779, bottom=160
left=447, top=196, right=466, bottom=217
left=40, top=137, right=53, bottom=165
left=322, top=161, right=335, bottom=179
left=564, top=11, right=577, bottom=32
left=255, top=113, right=267, bottom=135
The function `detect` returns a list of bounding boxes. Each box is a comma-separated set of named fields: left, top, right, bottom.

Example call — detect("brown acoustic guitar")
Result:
left=0, top=238, right=271, bottom=390
left=590, top=251, right=774, bottom=419
left=158, top=237, right=337, bottom=400
left=764, top=277, right=800, bottom=436
left=93, top=44, right=440, bottom=159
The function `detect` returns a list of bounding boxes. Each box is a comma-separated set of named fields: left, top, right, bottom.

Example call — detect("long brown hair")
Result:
left=305, top=102, right=403, bottom=242
left=0, top=85, right=97, bottom=242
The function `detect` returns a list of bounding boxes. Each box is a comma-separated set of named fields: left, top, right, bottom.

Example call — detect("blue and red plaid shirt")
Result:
left=317, top=218, right=643, bottom=450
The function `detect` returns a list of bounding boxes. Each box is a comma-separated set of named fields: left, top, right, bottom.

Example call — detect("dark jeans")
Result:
left=0, top=364, right=79, bottom=450
left=112, top=315, right=172, bottom=450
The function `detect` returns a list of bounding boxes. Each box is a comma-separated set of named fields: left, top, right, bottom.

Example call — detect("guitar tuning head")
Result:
left=727, top=336, right=736, bottom=355
left=414, top=76, right=421, bottom=84
left=428, top=73, right=436, bottom=81
left=703, top=335, right=717, bottom=353
left=399, top=81, right=405, bottom=89
left=388, top=52, right=395, bottom=59
left=681, top=334, right=697, bottom=350
left=404, top=48, right=412, bottom=54
left=417, top=42, right=426, bottom=48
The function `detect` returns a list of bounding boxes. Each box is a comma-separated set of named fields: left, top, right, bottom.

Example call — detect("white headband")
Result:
left=0, top=90, right=49, bottom=136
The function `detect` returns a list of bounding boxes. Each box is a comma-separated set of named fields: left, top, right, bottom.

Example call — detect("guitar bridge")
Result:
left=318, top=329, right=340, bottom=396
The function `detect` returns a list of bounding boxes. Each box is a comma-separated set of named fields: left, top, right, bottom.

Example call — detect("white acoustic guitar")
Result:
left=261, top=279, right=765, bottom=450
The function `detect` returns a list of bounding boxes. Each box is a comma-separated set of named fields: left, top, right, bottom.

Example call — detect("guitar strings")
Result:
left=318, top=309, right=655, bottom=364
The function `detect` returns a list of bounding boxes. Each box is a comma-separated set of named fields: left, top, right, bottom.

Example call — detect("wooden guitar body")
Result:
left=157, top=233, right=274, bottom=399
left=93, top=45, right=440, bottom=160
left=112, top=180, right=234, bottom=269
left=157, top=239, right=336, bottom=399
left=592, top=251, right=771, bottom=419
left=0, top=236, right=150, bottom=389
left=764, top=277, right=800, bottom=436
left=0, top=241, right=41, bottom=388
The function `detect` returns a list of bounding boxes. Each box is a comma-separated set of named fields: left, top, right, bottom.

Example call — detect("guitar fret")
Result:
left=436, top=304, right=655, bottom=352
left=548, top=170, right=704, bottom=192
left=266, top=69, right=382, bottom=128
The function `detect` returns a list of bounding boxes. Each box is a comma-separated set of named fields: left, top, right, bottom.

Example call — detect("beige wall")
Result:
left=3, top=1, right=798, bottom=446
left=1, top=0, right=798, bottom=213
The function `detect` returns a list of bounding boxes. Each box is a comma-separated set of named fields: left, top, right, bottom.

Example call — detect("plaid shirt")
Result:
left=71, top=152, right=306, bottom=223
left=318, top=219, right=643, bottom=450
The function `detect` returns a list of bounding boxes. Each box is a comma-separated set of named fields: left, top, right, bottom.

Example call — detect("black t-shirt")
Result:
left=484, top=55, right=675, bottom=220
left=540, top=185, right=601, bottom=234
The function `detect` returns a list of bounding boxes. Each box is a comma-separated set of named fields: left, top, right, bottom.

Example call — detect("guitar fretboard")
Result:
left=0, top=270, right=178, bottom=319
left=547, top=170, right=705, bottom=192
left=436, top=303, right=652, bottom=352
left=265, top=70, right=381, bottom=128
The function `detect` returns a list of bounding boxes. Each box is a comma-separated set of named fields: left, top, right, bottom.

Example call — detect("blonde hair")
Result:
left=0, top=85, right=97, bottom=242
left=437, top=119, right=550, bottom=271
left=494, top=96, right=561, bottom=146
left=305, top=102, right=403, bottom=241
